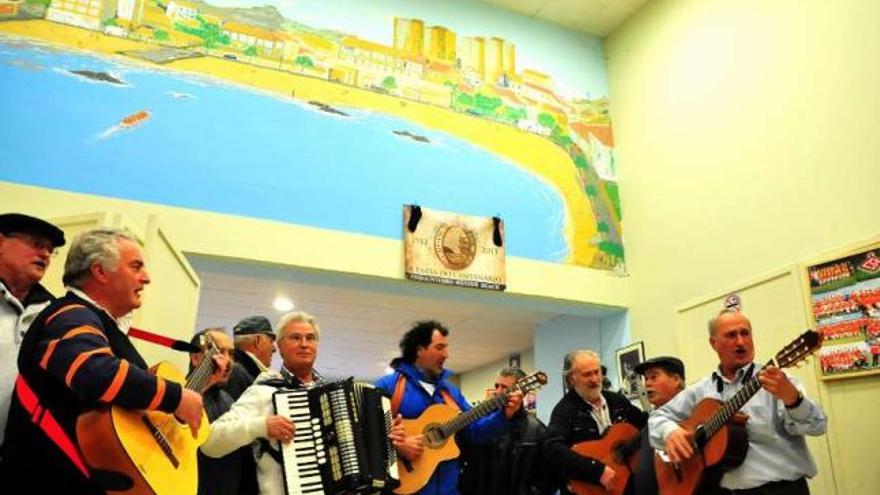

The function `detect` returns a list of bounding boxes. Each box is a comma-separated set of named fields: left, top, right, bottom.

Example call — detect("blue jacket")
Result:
left=375, top=362, right=509, bottom=495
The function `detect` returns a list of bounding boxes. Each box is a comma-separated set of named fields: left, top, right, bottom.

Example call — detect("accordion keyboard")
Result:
left=275, top=389, right=328, bottom=494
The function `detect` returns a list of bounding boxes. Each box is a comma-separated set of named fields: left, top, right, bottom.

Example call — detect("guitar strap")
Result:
left=390, top=373, right=460, bottom=417
left=13, top=374, right=91, bottom=479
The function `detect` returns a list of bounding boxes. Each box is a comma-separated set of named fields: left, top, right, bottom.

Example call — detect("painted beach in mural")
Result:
left=0, top=0, right=623, bottom=269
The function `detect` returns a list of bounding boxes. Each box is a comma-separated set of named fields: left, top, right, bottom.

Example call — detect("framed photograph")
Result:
left=615, top=341, right=645, bottom=397
left=801, top=240, right=880, bottom=381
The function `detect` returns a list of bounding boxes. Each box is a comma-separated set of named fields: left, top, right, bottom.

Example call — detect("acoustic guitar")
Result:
left=76, top=333, right=222, bottom=495
left=654, top=330, right=822, bottom=495
left=569, top=421, right=642, bottom=495
left=394, top=370, right=548, bottom=494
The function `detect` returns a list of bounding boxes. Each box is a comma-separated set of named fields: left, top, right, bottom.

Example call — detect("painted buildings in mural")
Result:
left=2, top=0, right=624, bottom=270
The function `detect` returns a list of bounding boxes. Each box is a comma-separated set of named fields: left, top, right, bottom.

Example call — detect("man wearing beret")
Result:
left=225, top=315, right=276, bottom=400
left=0, top=213, right=65, bottom=451
left=628, top=356, right=686, bottom=495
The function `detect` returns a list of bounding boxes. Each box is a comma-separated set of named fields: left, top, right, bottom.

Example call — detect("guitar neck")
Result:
left=440, top=392, right=508, bottom=438
left=703, top=360, right=771, bottom=438
left=185, top=351, right=217, bottom=392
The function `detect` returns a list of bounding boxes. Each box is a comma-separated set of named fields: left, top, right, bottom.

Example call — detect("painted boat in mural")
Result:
left=120, top=110, right=151, bottom=128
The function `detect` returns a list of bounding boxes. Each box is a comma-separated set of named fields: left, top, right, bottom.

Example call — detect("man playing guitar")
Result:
left=375, top=320, right=523, bottom=494
left=542, top=350, right=646, bottom=494
left=650, top=310, right=827, bottom=495
left=629, top=356, right=686, bottom=494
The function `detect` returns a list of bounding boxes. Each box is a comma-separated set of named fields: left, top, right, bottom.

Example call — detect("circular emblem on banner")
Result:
left=434, top=223, right=477, bottom=270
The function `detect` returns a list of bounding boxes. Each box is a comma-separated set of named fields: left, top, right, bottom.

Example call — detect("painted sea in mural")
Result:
left=0, top=37, right=569, bottom=261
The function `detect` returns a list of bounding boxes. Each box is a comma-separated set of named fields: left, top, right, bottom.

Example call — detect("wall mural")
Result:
left=0, top=0, right=623, bottom=270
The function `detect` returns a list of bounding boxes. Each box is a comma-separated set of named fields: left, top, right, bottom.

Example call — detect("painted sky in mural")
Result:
left=0, top=0, right=623, bottom=270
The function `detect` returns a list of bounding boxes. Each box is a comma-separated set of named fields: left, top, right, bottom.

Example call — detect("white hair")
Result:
left=563, top=349, right=600, bottom=380
left=276, top=311, right=320, bottom=340
left=63, top=228, right=137, bottom=288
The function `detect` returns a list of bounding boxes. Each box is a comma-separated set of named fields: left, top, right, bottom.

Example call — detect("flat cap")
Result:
left=233, top=315, right=273, bottom=337
left=634, top=356, right=685, bottom=379
left=0, top=213, right=65, bottom=247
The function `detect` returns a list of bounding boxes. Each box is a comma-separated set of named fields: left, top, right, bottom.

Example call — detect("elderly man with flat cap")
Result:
left=226, top=315, right=276, bottom=399
left=0, top=213, right=65, bottom=450
left=627, top=356, right=686, bottom=495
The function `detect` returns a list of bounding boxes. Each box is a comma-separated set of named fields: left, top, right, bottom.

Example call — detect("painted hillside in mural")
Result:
left=0, top=0, right=623, bottom=270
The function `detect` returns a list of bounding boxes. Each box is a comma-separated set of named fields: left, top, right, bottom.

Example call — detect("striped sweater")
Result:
left=1, top=291, right=182, bottom=492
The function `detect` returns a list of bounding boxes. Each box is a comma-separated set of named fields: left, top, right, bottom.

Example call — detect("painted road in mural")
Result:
left=0, top=37, right=569, bottom=261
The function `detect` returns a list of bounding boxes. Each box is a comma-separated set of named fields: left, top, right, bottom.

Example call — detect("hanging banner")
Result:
left=403, top=205, right=506, bottom=291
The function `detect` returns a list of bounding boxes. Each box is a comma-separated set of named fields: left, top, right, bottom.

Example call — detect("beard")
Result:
left=575, top=384, right=602, bottom=403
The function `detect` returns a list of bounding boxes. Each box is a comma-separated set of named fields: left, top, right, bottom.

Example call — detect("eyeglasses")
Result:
left=284, top=333, right=318, bottom=344
left=6, top=232, right=58, bottom=256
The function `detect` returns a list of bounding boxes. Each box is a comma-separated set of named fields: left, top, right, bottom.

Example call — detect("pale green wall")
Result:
left=605, top=0, right=880, bottom=493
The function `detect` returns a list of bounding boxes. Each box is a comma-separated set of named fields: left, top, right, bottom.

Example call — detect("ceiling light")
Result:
left=273, top=296, right=294, bottom=312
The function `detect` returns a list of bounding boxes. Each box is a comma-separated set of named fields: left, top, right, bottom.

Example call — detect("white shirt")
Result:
left=588, top=393, right=611, bottom=433
left=0, top=281, right=52, bottom=447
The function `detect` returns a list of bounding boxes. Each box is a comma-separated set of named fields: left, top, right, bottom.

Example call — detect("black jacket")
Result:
left=224, top=349, right=262, bottom=400
left=460, top=411, right=558, bottom=495
left=542, top=390, right=646, bottom=491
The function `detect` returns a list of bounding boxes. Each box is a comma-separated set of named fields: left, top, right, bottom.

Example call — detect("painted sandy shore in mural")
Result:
left=0, top=15, right=621, bottom=269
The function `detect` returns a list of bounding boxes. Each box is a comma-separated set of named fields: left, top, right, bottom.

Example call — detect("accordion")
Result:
left=272, top=379, right=400, bottom=495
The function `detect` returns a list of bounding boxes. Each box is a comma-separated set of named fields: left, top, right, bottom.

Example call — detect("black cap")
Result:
left=0, top=213, right=66, bottom=247
left=635, top=356, right=685, bottom=379
left=233, top=315, right=273, bottom=337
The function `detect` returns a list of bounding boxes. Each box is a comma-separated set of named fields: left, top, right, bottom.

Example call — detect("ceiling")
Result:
left=191, top=256, right=620, bottom=381
left=479, top=0, right=651, bottom=37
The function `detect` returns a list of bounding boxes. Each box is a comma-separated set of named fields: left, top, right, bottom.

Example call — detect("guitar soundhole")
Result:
left=423, top=424, right=446, bottom=448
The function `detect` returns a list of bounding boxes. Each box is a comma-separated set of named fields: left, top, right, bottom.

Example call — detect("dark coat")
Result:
left=542, top=390, right=646, bottom=491
left=460, top=410, right=558, bottom=495
left=224, top=349, right=262, bottom=400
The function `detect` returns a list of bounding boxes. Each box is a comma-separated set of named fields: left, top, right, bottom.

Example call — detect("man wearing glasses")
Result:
left=0, top=213, right=65, bottom=453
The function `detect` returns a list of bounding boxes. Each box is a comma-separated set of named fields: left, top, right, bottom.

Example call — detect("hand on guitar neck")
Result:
left=202, top=352, right=232, bottom=392
left=756, top=366, right=801, bottom=407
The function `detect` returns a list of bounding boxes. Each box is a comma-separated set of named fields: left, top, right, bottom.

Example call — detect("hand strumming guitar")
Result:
left=600, top=465, right=617, bottom=491
left=388, top=414, right=406, bottom=445
left=664, top=427, right=695, bottom=462
left=175, top=389, right=205, bottom=438
left=394, top=432, right=425, bottom=461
